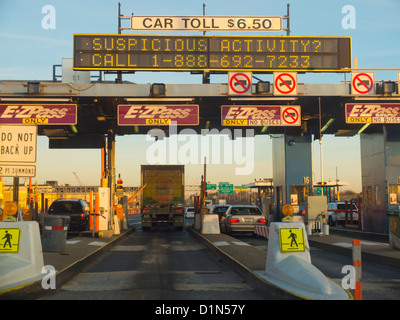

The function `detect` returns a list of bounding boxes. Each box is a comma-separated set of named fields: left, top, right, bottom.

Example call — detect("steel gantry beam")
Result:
left=1, top=81, right=400, bottom=142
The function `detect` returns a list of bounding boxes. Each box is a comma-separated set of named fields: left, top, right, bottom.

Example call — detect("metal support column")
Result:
left=107, top=133, right=116, bottom=230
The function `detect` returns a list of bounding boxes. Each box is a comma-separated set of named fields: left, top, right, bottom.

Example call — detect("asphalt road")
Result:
left=44, top=216, right=266, bottom=300
left=234, top=232, right=400, bottom=300
left=43, top=215, right=400, bottom=300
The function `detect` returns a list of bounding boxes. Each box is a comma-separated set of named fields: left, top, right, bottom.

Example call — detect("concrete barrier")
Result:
left=0, top=221, right=44, bottom=291
left=200, top=214, right=220, bottom=234
left=255, top=222, right=352, bottom=300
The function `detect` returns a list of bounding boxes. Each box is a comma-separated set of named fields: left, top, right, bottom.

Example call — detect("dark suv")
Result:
left=47, top=199, right=90, bottom=231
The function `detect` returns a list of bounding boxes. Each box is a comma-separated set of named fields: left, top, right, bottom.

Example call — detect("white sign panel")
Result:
left=0, top=125, right=37, bottom=177
left=273, top=72, right=298, bottom=96
left=281, top=106, right=301, bottom=126
left=398, top=72, right=400, bottom=95
left=131, top=16, right=282, bottom=31
left=228, top=72, right=253, bottom=95
left=351, top=72, right=375, bottom=95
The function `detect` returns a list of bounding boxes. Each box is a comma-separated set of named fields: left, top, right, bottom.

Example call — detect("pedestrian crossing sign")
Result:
left=279, top=227, right=305, bottom=253
left=0, top=228, right=21, bottom=253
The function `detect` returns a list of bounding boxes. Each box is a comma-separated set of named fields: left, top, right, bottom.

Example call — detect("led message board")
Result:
left=74, top=34, right=351, bottom=72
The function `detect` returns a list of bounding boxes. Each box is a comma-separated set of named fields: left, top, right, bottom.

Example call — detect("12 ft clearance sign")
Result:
left=351, top=72, right=375, bottom=95
left=274, top=72, right=297, bottom=96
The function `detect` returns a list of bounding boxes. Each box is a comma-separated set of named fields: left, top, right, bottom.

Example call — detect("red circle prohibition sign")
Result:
left=275, top=73, right=296, bottom=94
left=282, top=107, right=299, bottom=124
left=352, top=73, right=374, bottom=94
left=230, top=73, right=251, bottom=94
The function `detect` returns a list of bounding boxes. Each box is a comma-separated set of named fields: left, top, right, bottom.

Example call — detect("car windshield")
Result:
left=230, top=207, right=261, bottom=215
left=214, top=206, right=229, bottom=214
left=337, top=203, right=357, bottom=210
left=49, top=202, right=81, bottom=214
left=187, top=208, right=194, bottom=212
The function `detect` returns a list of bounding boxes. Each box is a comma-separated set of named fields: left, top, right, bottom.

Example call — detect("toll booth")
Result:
left=314, top=181, right=350, bottom=203
left=361, top=126, right=400, bottom=233
left=272, top=134, right=313, bottom=222
left=288, top=184, right=310, bottom=220
left=244, top=179, right=273, bottom=222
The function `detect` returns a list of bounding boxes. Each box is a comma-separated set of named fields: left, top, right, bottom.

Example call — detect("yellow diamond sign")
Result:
left=279, top=227, right=305, bottom=253
left=0, top=228, right=21, bottom=253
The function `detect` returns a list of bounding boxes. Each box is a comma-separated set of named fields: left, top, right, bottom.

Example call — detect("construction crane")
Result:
left=72, top=172, right=83, bottom=186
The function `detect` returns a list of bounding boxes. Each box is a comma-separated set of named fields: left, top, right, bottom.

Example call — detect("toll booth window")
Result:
left=337, top=203, right=358, bottom=211
left=289, top=185, right=310, bottom=206
left=388, top=184, right=400, bottom=205
left=375, top=185, right=381, bottom=206
left=366, top=186, right=373, bottom=206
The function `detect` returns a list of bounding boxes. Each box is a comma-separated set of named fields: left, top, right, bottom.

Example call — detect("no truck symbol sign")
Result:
left=281, top=106, right=301, bottom=125
left=274, top=72, right=297, bottom=95
left=228, top=72, right=252, bottom=95
left=351, top=72, right=375, bottom=95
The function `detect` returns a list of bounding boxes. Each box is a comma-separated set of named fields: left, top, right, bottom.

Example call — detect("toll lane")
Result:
left=44, top=217, right=265, bottom=300
left=233, top=233, right=400, bottom=300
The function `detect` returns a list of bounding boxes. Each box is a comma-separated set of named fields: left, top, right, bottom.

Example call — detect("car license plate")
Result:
left=244, top=218, right=252, bottom=223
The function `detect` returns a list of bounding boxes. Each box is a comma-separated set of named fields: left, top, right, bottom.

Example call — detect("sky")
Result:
left=1, top=0, right=400, bottom=192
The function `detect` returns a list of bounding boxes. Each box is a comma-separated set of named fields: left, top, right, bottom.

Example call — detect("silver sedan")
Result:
left=220, top=205, right=266, bottom=234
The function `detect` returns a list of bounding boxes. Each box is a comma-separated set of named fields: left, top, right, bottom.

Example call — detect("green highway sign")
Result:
left=235, top=185, right=247, bottom=191
left=219, top=183, right=233, bottom=195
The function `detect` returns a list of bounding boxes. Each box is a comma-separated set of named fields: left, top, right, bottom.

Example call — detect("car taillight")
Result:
left=257, top=218, right=266, bottom=224
left=230, top=218, right=240, bottom=223
left=176, top=209, right=182, bottom=213
left=143, top=209, right=149, bottom=213
left=80, top=213, right=85, bottom=220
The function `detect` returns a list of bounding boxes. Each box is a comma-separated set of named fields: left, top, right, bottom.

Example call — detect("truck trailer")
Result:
left=140, top=165, right=185, bottom=231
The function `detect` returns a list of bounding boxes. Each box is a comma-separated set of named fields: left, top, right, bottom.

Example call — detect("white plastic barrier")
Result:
left=194, top=213, right=202, bottom=230
left=255, top=222, right=351, bottom=300
left=0, top=221, right=44, bottom=291
left=113, top=216, right=120, bottom=235
left=200, top=214, right=220, bottom=234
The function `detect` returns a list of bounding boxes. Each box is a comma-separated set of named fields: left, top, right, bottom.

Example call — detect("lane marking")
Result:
left=213, top=241, right=230, bottom=246
left=232, top=241, right=251, bottom=246
left=66, top=240, right=81, bottom=245
left=333, top=241, right=383, bottom=248
left=88, top=241, right=107, bottom=246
